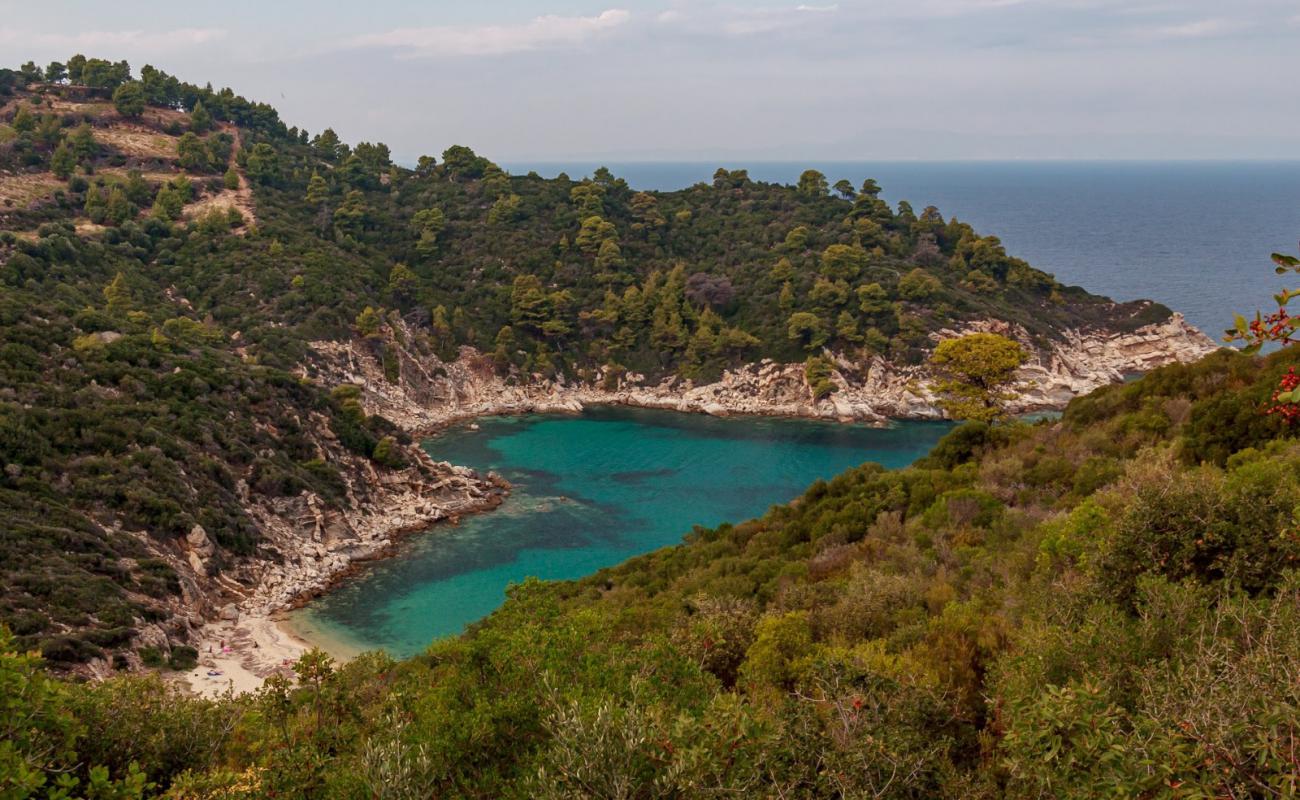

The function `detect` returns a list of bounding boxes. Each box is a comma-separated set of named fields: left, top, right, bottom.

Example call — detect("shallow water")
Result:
left=287, top=407, right=951, bottom=658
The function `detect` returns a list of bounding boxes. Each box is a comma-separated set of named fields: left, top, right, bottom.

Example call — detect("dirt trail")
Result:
left=181, top=122, right=257, bottom=229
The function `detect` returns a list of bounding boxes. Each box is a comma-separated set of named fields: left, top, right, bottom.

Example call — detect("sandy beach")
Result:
left=180, top=613, right=309, bottom=698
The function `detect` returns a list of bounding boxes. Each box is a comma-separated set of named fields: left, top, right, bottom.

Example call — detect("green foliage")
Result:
left=176, top=133, right=209, bottom=172
left=797, top=169, right=828, bottom=196
left=0, top=629, right=159, bottom=798
left=49, top=143, right=75, bottom=180
left=898, top=268, right=941, bottom=301
left=804, top=355, right=837, bottom=400
left=787, top=311, right=828, bottom=351
left=354, top=306, right=382, bottom=337
left=111, top=81, right=146, bottom=118
left=188, top=100, right=213, bottom=134
left=928, top=333, right=1027, bottom=421
left=3, top=341, right=1300, bottom=796
left=0, top=57, right=1268, bottom=799
left=820, top=243, right=868, bottom=280
left=243, top=143, right=278, bottom=186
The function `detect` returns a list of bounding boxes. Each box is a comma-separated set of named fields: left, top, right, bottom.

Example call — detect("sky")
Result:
left=2, top=1, right=1299, bottom=163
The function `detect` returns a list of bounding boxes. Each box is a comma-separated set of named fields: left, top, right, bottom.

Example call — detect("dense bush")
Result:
left=3, top=342, right=1299, bottom=796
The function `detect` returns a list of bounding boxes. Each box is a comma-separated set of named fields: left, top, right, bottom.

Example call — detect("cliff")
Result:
left=81, top=307, right=1221, bottom=682
left=94, top=414, right=507, bottom=679
left=306, top=312, right=1219, bottom=430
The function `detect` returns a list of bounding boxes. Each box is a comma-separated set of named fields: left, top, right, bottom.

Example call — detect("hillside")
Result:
left=4, top=336, right=1299, bottom=797
left=0, top=58, right=1211, bottom=678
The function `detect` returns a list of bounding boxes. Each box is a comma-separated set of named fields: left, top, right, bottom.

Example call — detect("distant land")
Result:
left=506, top=160, right=1300, bottom=342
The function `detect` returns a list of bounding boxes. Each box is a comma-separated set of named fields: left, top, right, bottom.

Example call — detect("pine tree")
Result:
left=83, top=185, right=107, bottom=223
left=151, top=183, right=184, bottom=221
left=190, top=100, right=213, bottom=133
left=387, top=263, right=418, bottom=307
left=11, top=106, right=35, bottom=133
left=177, top=132, right=209, bottom=172
left=595, top=239, right=625, bottom=271
left=103, top=187, right=132, bottom=226
left=103, top=272, right=131, bottom=314
left=355, top=306, right=382, bottom=338
left=779, top=281, right=795, bottom=313
left=492, top=325, right=515, bottom=370
left=69, top=124, right=96, bottom=162
left=836, top=311, right=862, bottom=343
left=50, top=142, right=75, bottom=179
left=111, top=81, right=146, bottom=118
left=306, top=172, right=329, bottom=206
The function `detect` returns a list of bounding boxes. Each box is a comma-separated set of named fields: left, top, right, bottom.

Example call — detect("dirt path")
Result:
left=181, top=122, right=257, bottom=229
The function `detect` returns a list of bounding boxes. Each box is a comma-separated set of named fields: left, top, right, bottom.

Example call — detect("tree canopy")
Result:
left=928, top=332, right=1027, bottom=421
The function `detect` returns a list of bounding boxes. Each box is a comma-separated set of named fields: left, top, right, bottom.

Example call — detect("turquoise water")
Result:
left=288, top=407, right=951, bottom=658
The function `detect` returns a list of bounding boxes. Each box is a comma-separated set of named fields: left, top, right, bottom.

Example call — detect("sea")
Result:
left=287, top=409, right=952, bottom=658
left=506, top=160, right=1300, bottom=342
left=287, top=161, right=1300, bottom=657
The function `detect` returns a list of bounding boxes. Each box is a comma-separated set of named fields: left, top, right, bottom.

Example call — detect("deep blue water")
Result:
left=288, top=408, right=951, bottom=658
left=507, top=161, right=1300, bottom=342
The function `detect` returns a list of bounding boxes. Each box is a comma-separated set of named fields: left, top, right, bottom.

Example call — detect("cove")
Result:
left=287, top=407, right=952, bottom=659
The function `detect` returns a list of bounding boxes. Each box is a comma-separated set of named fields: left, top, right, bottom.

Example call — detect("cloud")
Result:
left=349, top=10, right=630, bottom=58
left=0, top=27, right=227, bottom=54
left=719, top=5, right=842, bottom=36
left=1137, top=17, right=1250, bottom=41
left=656, top=0, right=1045, bottom=39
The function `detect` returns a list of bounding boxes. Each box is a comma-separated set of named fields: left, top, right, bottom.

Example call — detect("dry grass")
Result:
left=47, top=99, right=115, bottom=119
left=0, top=172, right=64, bottom=209
left=48, top=98, right=190, bottom=129
left=99, top=166, right=179, bottom=184
left=96, top=125, right=179, bottom=159
left=184, top=189, right=255, bottom=232
left=0, top=124, right=15, bottom=145
left=141, top=106, right=191, bottom=128
left=182, top=124, right=257, bottom=230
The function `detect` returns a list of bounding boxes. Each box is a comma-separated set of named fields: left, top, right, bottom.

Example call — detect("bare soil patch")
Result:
left=96, top=124, right=179, bottom=160
left=47, top=98, right=115, bottom=120
left=183, top=124, right=256, bottom=230
left=0, top=172, right=64, bottom=209
left=99, top=166, right=180, bottom=184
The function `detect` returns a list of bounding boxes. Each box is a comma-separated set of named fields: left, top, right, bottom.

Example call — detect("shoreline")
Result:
left=173, top=313, right=1220, bottom=695
left=176, top=467, right=509, bottom=697
left=312, top=312, right=1221, bottom=437
left=207, top=408, right=912, bottom=678
left=179, top=613, right=311, bottom=698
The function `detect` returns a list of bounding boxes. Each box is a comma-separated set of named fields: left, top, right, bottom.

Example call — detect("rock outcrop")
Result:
left=307, top=312, right=1219, bottom=429
left=140, top=309, right=1212, bottom=684
left=133, top=411, right=508, bottom=675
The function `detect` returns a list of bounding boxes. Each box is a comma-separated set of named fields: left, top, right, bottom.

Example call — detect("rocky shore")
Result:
left=161, top=421, right=509, bottom=696
left=307, top=312, right=1219, bottom=431
left=169, top=310, right=1215, bottom=695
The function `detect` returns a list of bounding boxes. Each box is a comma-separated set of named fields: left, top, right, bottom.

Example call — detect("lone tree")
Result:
left=928, top=332, right=1027, bottom=422
left=797, top=169, right=828, bottom=197
left=111, top=81, right=146, bottom=118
